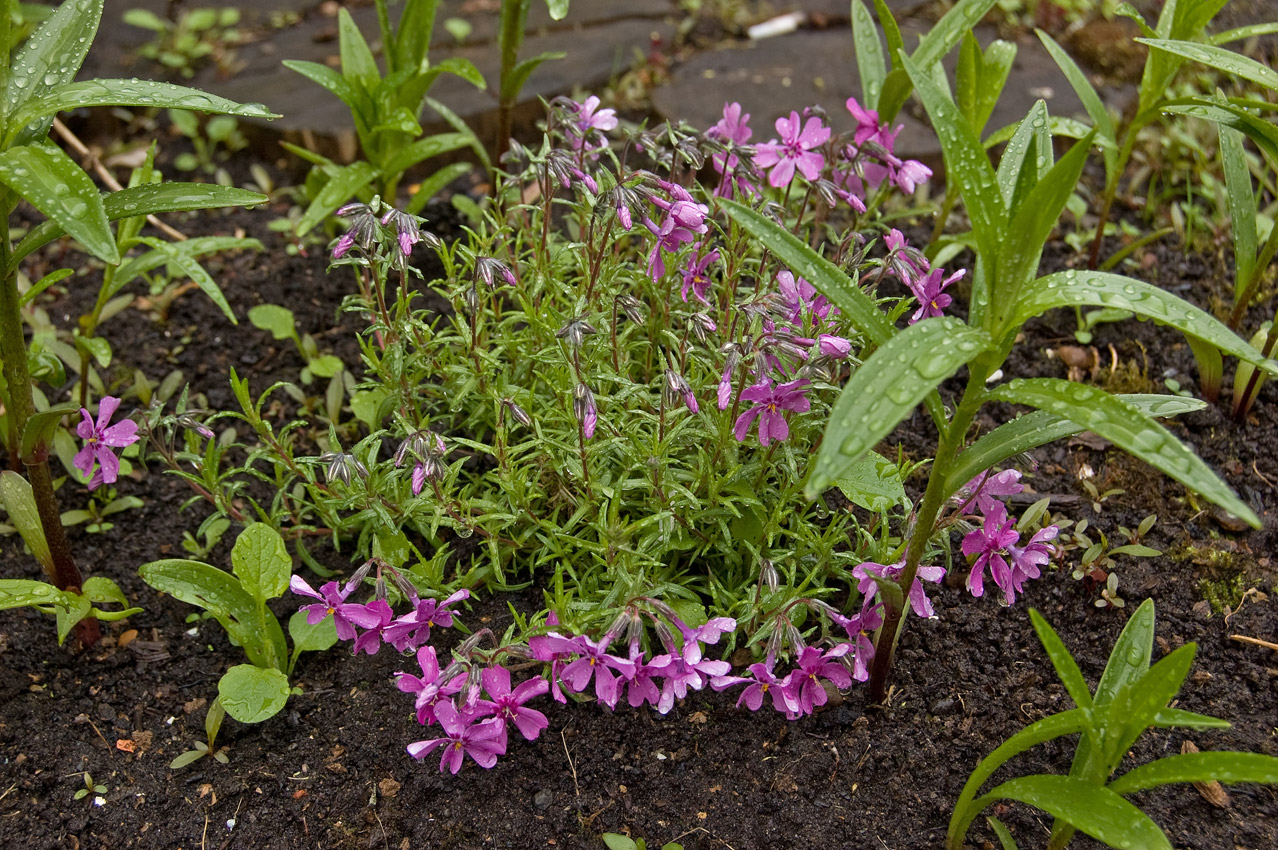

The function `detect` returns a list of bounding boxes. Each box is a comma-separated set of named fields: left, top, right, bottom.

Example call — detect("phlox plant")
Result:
left=948, top=600, right=1278, bottom=850
left=0, top=0, right=273, bottom=645
left=729, top=11, right=1278, bottom=701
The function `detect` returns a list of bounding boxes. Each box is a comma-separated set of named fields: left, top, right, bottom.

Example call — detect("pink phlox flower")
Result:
left=528, top=632, right=576, bottom=704
left=622, top=640, right=663, bottom=709
left=775, top=270, right=834, bottom=327
left=396, top=645, right=465, bottom=725
left=790, top=645, right=852, bottom=715
left=735, top=656, right=800, bottom=717
left=707, top=102, right=758, bottom=199
left=754, top=111, right=829, bottom=188
left=553, top=635, right=635, bottom=710
left=956, top=468, right=1024, bottom=515
left=708, top=101, right=752, bottom=145
left=1005, top=524, right=1059, bottom=601
left=672, top=616, right=736, bottom=664
left=351, top=598, right=395, bottom=655
left=851, top=560, right=946, bottom=619
left=845, top=97, right=883, bottom=146
left=681, top=246, right=719, bottom=304
left=826, top=602, right=883, bottom=681
left=905, top=265, right=964, bottom=324
left=384, top=589, right=471, bottom=653
left=650, top=641, right=733, bottom=715
left=961, top=501, right=1022, bottom=604
left=643, top=214, right=698, bottom=282
left=568, top=95, right=617, bottom=152
left=290, top=575, right=385, bottom=643
left=894, top=158, right=932, bottom=194
left=468, top=666, right=550, bottom=742
left=733, top=378, right=811, bottom=446
left=407, top=700, right=507, bottom=773
left=75, top=396, right=138, bottom=489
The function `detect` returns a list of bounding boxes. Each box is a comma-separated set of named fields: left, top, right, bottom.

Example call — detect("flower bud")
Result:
left=572, top=383, right=598, bottom=439
left=556, top=316, right=599, bottom=348
left=501, top=398, right=533, bottom=428
left=616, top=294, right=647, bottom=325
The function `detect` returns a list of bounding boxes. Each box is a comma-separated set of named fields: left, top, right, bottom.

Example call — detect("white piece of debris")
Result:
left=748, top=12, right=805, bottom=40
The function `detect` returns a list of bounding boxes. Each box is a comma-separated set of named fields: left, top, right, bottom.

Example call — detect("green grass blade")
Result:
left=852, top=0, right=886, bottom=108
left=1218, top=122, right=1256, bottom=296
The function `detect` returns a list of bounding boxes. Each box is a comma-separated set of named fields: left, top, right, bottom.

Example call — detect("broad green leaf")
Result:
left=1096, top=598, right=1155, bottom=706
left=983, top=115, right=1098, bottom=148
left=218, top=664, right=289, bottom=724
left=995, top=101, right=1047, bottom=212
left=231, top=524, right=291, bottom=602
left=1108, top=752, right=1278, bottom=795
left=901, top=55, right=1006, bottom=265
left=392, top=0, right=440, bottom=71
left=1136, top=39, right=1278, bottom=92
left=943, top=394, right=1205, bottom=498
left=834, top=451, right=907, bottom=513
left=976, top=776, right=1170, bottom=850
left=0, top=142, right=117, bottom=263
left=81, top=576, right=128, bottom=606
left=852, top=0, right=886, bottom=108
left=719, top=199, right=894, bottom=344
left=984, top=380, right=1257, bottom=525
left=6, top=0, right=100, bottom=145
left=10, top=80, right=276, bottom=137
left=0, top=578, right=66, bottom=609
left=17, top=267, right=72, bottom=307
left=1012, top=271, right=1278, bottom=376
left=913, top=0, right=999, bottom=73
left=248, top=304, right=297, bottom=341
left=282, top=59, right=360, bottom=108
left=297, top=160, right=377, bottom=236
left=1218, top=122, right=1256, bottom=295
left=502, top=51, right=566, bottom=103
left=601, top=835, right=640, bottom=850
left=288, top=609, right=339, bottom=654
left=995, top=130, right=1095, bottom=324
left=987, top=817, right=1019, bottom=850
left=18, top=400, right=76, bottom=463
left=338, top=8, right=380, bottom=93
left=957, top=35, right=1015, bottom=136
left=110, top=235, right=262, bottom=298
left=1211, top=22, right=1278, bottom=45
left=948, top=709, right=1089, bottom=846
left=134, top=236, right=236, bottom=323
left=1029, top=610, right=1092, bottom=709
left=1162, top=99, right=1278, bottom=164
left=406, top=161, right=470, bottom=213
left=382, top=131, right=474, bottom=180
left=808, top=319, right=990, bottom=498
left=54, top=592, right=91, bottom=645
left=308, top=354, right=344, bottom=378
left=1036, top=30, right=1116, bottom=176
left=1105, top=644, right=1196, bottom=759
left=0, top=470, right=53, bottom=571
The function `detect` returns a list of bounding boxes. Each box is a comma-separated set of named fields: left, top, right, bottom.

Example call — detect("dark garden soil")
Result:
left=3, top=3, right=1278, bottom=842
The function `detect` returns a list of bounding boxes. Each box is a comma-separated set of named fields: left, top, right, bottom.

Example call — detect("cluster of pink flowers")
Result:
left=882, top=228, right=966, bottom=325
left=290, top=572, right=470, bottom=655
left=954, top=469, right=1059, bottom=605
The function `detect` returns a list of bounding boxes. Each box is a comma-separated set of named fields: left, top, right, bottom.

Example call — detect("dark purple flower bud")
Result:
left=332, top=202, right=381, bottom=258
left=501, top=398, right=533, bottom=428
left=381, top=208, right=423, bottom=258
left=687, top=312, right=717, bottom=344
left=663, top=369, right=699, bottom=414
left=556, top=316, right=599, bottom=348
left=320, top=451, right=368, bottom=486
left=174, top=412, right=214, bottom=439
left=475, top=256, right=517, bottom=289
left=616, top=294, right=647, bottom=325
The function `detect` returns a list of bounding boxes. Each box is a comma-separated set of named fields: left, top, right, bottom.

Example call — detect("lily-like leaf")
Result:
left=807, top=318, right=990, bottom=498
left=1136, top=38, right=1278, bottom=92
left=1029, top=609, right=1092, bottom=709
left=297, top=160, right=378, bottom=236
left=133, top=237, right=237, bottom=323
left=1218, top=121, right=1256, bottom=295
left=1108, top=752, right=1278, bottom=796
left=1012, top=271, right=1278, bottom=375
left=984, top=379, right=1257, bottom=526
left=1036, top=29, right=1117, bottom=176
left=974, top=776, right=1170, bottom=850
left=0, top=142, right=117, bottom=263
left=851, top=0, right=886, bottom=108
left=5, top=0, right=100, bottom=146
left=942, top=394, right=1205, bottom=500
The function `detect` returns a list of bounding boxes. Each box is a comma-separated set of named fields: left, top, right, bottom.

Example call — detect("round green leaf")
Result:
left=217, top=664, right=289, bottom=724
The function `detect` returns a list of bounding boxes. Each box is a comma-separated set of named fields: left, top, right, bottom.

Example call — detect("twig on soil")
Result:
left=51, top=119, right=188, bottom=243
left=200, top=814, right=209, bottom=850
left=561, top=729, right=580, bottom=797
left=1252, top=460, right=1274, bottom=489
left=0, top=783, right=15, bottom=805
left=1230, top=634, right=1278, bottom=651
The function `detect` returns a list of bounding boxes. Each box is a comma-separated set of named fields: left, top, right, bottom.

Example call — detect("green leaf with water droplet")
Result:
left=231, top=524, right=292, bottom=603
left=1012, top=272, right=1278, bottom=378
left=1036, top=29, right=1117, bottom=178
left=1218, top=121, right=1256, bottom=297
left=901, top=54, right=1006, bottom=274
left=217, top=664, right=289, bottom=724
left=0, top=142, right=116, bottom=263
left=1136, top=38, right=1278, bottom=92
left=985, top=379, right=1258, bottom=526
left=973, top=776, right=1171, bottom=850
left=1161, top=97, right=1278, bottom=164
left=806, top=318, right=990, bottom=499
left=852, top=0, right=886, bottom=108
left=943, top=394, right=1204, bottom=501
left=11, top=79, right=279, bottom=132
left=835, top=451, right=907, bottom=513
left=5, top=0, right=101, bottom=146
left=1109, top=752, right=1278, bottom=796
left=719, top=199, right=895, bottom=345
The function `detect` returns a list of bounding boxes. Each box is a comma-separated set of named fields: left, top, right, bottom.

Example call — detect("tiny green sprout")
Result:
left=72, top=771, right=107, bottom=803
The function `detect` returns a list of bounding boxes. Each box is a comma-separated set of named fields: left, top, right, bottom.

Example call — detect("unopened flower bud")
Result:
left=556, top=316, right=599, bottom=348
left=572, top=383, right=598, bottom=439
left=786, top=622, right=806, bottom=654
left=760, top=559, right=778, bottom=592
left=687, top=312, right=717, bottom=343
left=616, top=294, right=647, bottom=325
left=343, top=559, right=376, bottom=595
left=501, top=398, right=533, bottom=428
left=475, top=256, right=517, bottom=289
left=321, top=451, right=368, bottom=486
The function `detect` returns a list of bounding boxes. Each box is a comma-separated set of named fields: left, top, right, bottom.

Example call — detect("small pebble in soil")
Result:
left=930, top=697, right=958, bottom=716
left=533, top=789, right=553, bottom=810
